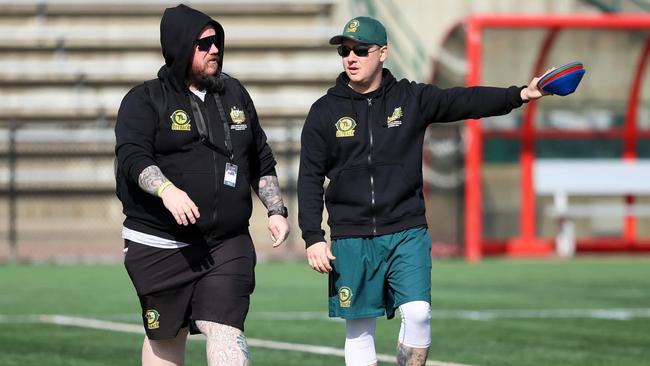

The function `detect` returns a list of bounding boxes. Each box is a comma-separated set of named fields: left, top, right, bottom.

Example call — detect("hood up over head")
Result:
left=158, top=4, right=225, bottom=92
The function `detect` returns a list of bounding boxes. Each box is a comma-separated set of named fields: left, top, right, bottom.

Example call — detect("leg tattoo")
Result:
left=397, top=342, right=430, bottom=366
left=196, top=321, right=251, bottom=366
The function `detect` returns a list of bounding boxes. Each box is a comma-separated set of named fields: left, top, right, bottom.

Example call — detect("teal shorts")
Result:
left=328, top=226, right=432, bottom=319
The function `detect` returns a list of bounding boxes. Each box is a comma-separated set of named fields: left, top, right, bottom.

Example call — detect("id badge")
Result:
left=224, top=162, right=238, bottom=187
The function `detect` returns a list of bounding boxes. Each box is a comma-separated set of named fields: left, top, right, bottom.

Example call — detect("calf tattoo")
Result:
left=195, top=321, right=251, bottom=366
left=138, top=165, right=169, bottom=196
left=256, top=175, right=284, bottom=212
left=397, top=343, right=429, bottom=366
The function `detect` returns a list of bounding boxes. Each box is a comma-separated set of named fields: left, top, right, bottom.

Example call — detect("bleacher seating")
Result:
left=0, top=0, right=341, bottom=260
left=0, top=0, right=340, bottom=125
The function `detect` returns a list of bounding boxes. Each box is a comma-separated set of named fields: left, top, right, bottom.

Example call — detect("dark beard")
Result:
left=192, top=73, right=224, bottom=94
left=188, top=58, right=225, bottom=93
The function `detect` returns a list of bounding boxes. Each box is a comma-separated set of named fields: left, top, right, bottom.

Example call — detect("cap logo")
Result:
left=345, top=19, right=359, bottom=33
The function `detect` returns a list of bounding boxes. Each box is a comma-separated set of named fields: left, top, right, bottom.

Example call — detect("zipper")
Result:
left=189, top=93, right=220, bottom=228
left=367, top=98, right=377, bottom=235
left=211, top=151, right=220, bottom=227
left=202, top=97, right=220, bottom=227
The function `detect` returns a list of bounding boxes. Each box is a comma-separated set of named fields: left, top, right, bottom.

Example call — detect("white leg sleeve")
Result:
left=398, top=301, right=432, bottom=348
left=345, top=318, right=378, bottom=366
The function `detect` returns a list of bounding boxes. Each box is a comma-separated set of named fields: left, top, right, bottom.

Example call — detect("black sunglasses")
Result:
left=337, top=44, right=379, bottom=57
left=196, top=35, right=218, bottom=51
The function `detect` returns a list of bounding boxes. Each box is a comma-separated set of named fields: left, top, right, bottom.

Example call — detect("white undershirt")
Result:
left=190, top=87, right=206, bottom=101
left=122, top=226, right=190, bottom=250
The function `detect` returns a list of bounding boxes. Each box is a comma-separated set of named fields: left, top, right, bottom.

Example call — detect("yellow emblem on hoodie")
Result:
left=229, top=106, right=247, bottom=131
left=386, top=107, right=403, bottom=128
left=230, top=106, right=246, bottom=124
left=335, top=117, right=356, bottom=138
left=170, top=110, right=191, bottom=131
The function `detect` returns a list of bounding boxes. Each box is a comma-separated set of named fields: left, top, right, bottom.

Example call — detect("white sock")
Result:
left=398, top=301, right=432, bottom=347
left=345, top=318, right=377, bottom=365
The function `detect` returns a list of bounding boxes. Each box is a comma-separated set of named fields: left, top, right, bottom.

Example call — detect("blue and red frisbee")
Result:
left=537, top=61, right=586, bottom=96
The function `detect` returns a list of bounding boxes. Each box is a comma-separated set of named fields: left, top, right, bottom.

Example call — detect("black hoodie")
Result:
left=298, top=69, right=525, bottom=247
left=115, top=4, right=277, bottom=244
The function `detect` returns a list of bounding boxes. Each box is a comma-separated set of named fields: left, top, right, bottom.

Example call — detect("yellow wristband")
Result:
left=157, top=181, right=173, bottom=197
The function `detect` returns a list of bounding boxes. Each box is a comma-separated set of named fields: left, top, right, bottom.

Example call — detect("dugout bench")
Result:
left=534, top=159, right=650, bottom=257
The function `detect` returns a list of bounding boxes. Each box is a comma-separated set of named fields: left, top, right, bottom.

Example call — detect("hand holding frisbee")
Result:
left=537, top=61, right=586, bottom=96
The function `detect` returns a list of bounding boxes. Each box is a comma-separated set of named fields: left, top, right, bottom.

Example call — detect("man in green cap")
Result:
left=298, top=16, right=549, bottom=366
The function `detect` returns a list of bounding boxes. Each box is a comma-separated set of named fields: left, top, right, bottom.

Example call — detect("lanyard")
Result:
left=213, top=93, right=234, bottom=160
left=188, top=93, right=234, bottom=160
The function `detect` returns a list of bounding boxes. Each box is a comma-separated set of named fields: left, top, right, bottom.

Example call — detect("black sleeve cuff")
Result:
left=303, top=232, right=326, bottom=248
left=518, top=85, right=530, bottom=104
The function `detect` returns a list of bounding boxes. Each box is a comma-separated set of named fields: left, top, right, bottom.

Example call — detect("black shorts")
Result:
left=123, top=233, right=256, bottom=340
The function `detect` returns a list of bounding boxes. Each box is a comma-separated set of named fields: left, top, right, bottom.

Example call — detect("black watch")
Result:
left=267, top=206, right=288, bottom=218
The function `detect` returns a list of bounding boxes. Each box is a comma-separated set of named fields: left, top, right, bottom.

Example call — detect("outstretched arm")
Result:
left=520, top=69, right=553, bottom=102
left=254, top=175, right=289, bottom=248
left=419, top=67, right=556, bottom=124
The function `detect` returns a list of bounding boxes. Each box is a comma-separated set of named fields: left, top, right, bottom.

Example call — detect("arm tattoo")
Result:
left=256, top=175, right=284, bottom=212
left=138, top=165, right=169, bottom=196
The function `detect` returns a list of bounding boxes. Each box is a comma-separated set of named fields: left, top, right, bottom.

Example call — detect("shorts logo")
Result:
left=170, top=110, right=191, bottom=131
left=335, top=117, right=356, bottom=138
left=145, top=309, right=160, bottom=330
left=386, top=107, right=403, bottom=128
left=230, top=106, right=248, bottom=131
left=346, top=20, right=359, bottom=33
left=339, top=287, right=352, bottom=308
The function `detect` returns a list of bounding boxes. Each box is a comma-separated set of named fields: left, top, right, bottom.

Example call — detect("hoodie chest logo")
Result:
left=229, top=106, right=248, bottom=131
left=335, top=117, right=357, bottom=138
left=386, top=107, right=403, bottom=128
left=170, top=110, right=191, bottom=131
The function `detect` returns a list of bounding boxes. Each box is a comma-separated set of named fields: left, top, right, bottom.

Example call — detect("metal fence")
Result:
left=0, top=122, right=310, bottom=263
left=0, top=121, right=469, bottom=263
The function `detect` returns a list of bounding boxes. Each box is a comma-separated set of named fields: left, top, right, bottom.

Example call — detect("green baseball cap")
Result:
left=329, top=16, right=387, bottom=46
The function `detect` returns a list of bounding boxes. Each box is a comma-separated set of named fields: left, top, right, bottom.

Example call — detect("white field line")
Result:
left=0, top=314, right=473, bottom=366
left=249, top=308, right=650, bottom=321
left=426, top=308, right=650, bottom=321
left=5, top=307, right=649, bottom=324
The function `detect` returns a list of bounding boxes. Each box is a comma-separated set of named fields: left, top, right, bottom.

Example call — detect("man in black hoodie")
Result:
left=298, top=16, right=548, bottom=366
left=115, top=4, right=289, bottom=365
